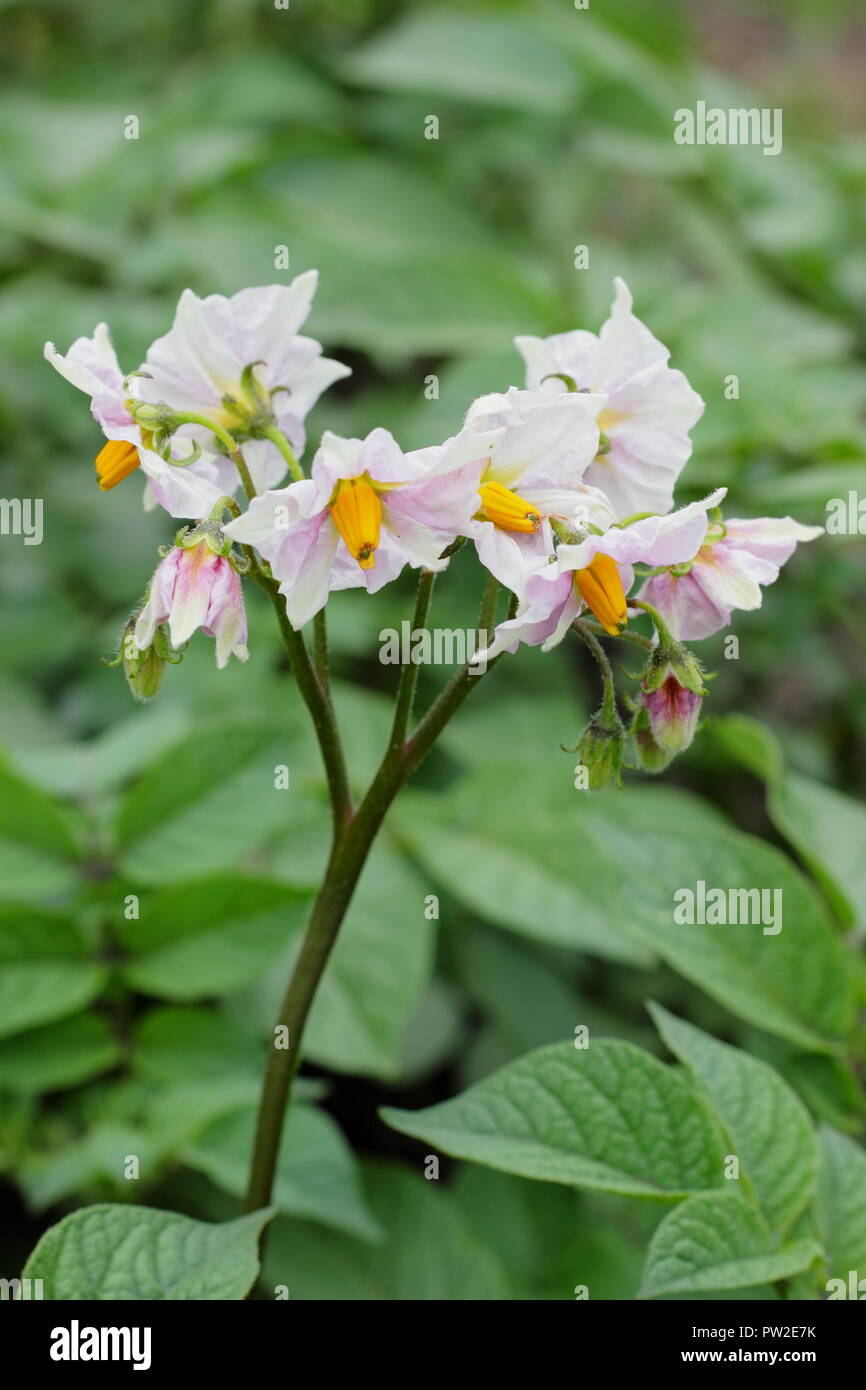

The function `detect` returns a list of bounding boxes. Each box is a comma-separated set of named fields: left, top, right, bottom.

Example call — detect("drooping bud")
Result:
left=568, top=700, right=626, bottom=791
left=114, top=613, right=180, bottom=701
left=631, top=705, right=676, bottom=773
left=642, top=672, right=703, bottom=754
left=632, top=599, right=707, bottom=756
left=134, top=532, right=249, bottom=670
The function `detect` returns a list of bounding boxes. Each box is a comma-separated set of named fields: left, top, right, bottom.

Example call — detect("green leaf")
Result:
left=395, top=791, right=651, bottom=967
left=19, top=1122, right=160, bottom=1211
left=0, top=908, right=107, bottom=1039
left=132, top=1005, right=267, bottom=1083
left=120, top=876, right=310, bottom=999
left=382, top=1039, right=725, bottom=1199
left=714, top=715, right=866, bottom=929
left=264, top=1160, right=510, bottom=1300
left=650, top=1005, right=817, bottom=1235
left=639, top=1189, right=821, bottom=1298
left=21, top=1203, right=274, bottom=1299
left=598, top=819, right=855, bottom=1052
left=769, top=771, right=866, bottom=930
left=0, top=762, right=82, bottom=900
left=344, top=12, right=581, bottom=115
left=816, top=1125, right=866, bottom=1282
left=453, top=1167, right=645, bottom=1300
left=115, top=723, right=294, bottom=883
left=9, top=706, right=192, bottom=798
left=0, top=1013, right=120, bottom=1094
left=182, top=1104, right=380, bottom=1242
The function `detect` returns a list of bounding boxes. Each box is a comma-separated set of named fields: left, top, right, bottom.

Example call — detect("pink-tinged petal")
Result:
left=139, top=448, right=231, bottom=521
left=467, top=388, right=605, bottom=491
left=380, top=499, right=453, bottom=572
left=203, top=560, right=249, bottom=668
left=358, top=427, right=412, bottom=486
left=406, top=423, right=505, bottom=485
left=141, top=274, right=347, bottom=435
left=556, top=490, right=725, bottom=576
left=686, top=544, right=773, bottom=616
left=479, top=566, right=578, bottom=661
left=472, top=517, right=554, bottom=594
left=225, top=479, right=321, bottom=554
left=721, top=516, right=824, bottom=565
left=643, top=676, right=702, bottom=753
left=166, top=543, right=221, bottom=648
left=638, top=569, right=730, bottom=641
left=134, top=548, right=183, bottom=650
left=391, top=459, right=484, bottom=534
left=45, top=325, right=136, bottom=436
left=330, top=530, right=408, bottom=596
left=584, top=359, right=704, bottom=517
left=280, top=518, right=341, bottom=629
left=609, top=489, right=725, bottom=567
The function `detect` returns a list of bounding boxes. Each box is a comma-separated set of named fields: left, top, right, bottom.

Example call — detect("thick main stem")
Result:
left=243, top=576, right=505, bottom=1223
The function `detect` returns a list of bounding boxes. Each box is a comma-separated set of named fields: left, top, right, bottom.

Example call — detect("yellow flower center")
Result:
left=575, top=553, right=628, bottom=635
left=478, top=480, right=541, bottom=533
left=95, top=439, right=141, bottom=490
left=330, top=477, right=383, bottom=570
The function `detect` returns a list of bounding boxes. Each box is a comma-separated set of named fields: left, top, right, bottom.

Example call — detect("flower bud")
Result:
left=634, top=603, right=707, bottom=756
left=118, top=616, right=167, bottom=701
left=570, top=704, right=626, bottom=791
left=641, top=672, right=702, bottom=754
left=632, top=706, right=676, bottom=773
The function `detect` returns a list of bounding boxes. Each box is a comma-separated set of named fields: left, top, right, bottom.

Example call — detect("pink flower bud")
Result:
left=134, top=538, right=248, bottom=669
left=642, top=673, right=702, bottom=755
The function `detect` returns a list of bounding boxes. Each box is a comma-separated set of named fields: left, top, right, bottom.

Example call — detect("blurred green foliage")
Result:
left=1, top=0, right=865, bottom=1299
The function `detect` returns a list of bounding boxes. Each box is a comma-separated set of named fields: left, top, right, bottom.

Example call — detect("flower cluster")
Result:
left=47, top=272, right=823, bottom=779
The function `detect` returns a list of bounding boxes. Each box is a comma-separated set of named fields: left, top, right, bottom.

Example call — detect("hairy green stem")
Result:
left=388, top=568, right=436, bottom=756
left=243, top=575, right=510, bottom=1232
left=259, top=422, right=304, bottom=482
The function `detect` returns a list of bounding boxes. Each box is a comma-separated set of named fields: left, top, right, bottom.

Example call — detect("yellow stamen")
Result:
left=330, top=478, right=382, bottom=571
left=478, top=480, right=541, bottom=533
left=96, top=439, right=141, bottom=490
left=575, top=553, right=628, bottom=635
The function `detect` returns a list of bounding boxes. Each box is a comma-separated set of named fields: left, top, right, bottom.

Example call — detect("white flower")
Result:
left=44, top=325, right=232, bottom=518
left=139, top=271, right=350, bottom=492
left=225, top=423, right=500, bottom=629
left=515, top=278, right=704, bottom=518
left=481, top=489, right=727, bottom=659
left=403, top=388, right=611, bottom=595
left=639, top=515, right=824, bottom=639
